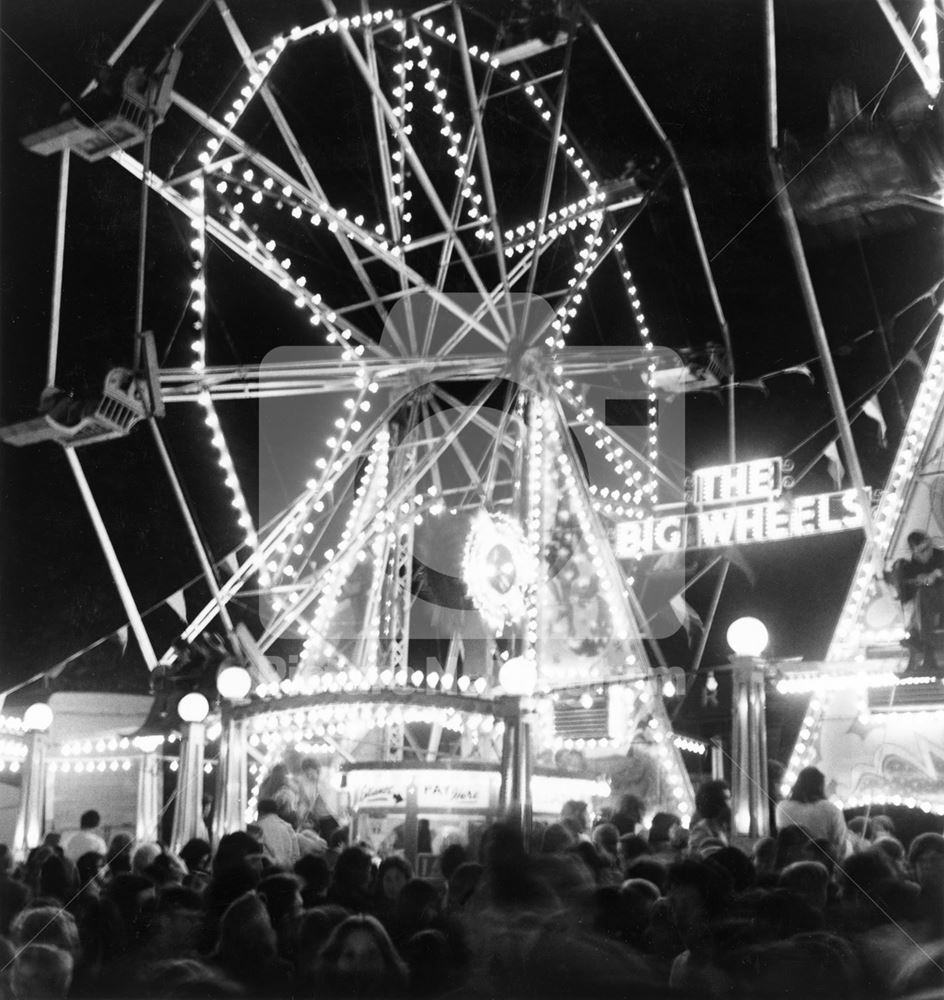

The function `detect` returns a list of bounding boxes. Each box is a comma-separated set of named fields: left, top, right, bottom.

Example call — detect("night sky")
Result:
left=1, top=0, right=941, bottom=751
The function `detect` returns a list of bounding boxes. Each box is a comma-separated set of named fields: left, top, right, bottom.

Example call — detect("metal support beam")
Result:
left=65, top=448, right=158, bottom=669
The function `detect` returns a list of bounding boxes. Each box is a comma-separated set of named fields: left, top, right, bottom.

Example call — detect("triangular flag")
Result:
left=165, top=589, right=187, bottom=623
left=223, top=552, right=240, bottom=577
left=783, top=364, right=814, bottom=381
left=823, top=439, right=845, bottom=489
left=861, top=395, right=887, bottom=447
left=903, top=349, right=924, bottom=373
left=740, top=378, right=769, bottom=395
left=669, top=594, right=703, bottom=639
left=723, top=546, right=756, bottom=587
left=113, top=625, right=129, bottom=656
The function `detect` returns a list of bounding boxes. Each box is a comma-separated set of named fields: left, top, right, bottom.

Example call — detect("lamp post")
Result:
left=214, top=665, right=252, bottom=844
left=170, top=692, right=210, bottom=852
left=726, top=617, right=770, bottom=838
left=133, top=734, right=164, bottom=845
left=13, top=702, right=53, bottom=860
left=497, top=656, right=536, bottom=841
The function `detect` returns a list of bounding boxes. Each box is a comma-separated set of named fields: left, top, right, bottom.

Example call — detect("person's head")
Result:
left=694, top=780, right=731, bottom=824
left=39, top=854, right=76, bottom=904
left=300, top=757, right=320, bottom=781
left=76, top=851, right=106, bottom=889
left=178, top=837, right=211, bottom=874
left=779, top=860, right=830, bottom=912
left=560, top=800, right=589, bottom=835
left=648, top=812, right=681, bottom=849
left=438, top=843, right=467, bottom=881
left=752, top=836, right=778, bottom=875
left=591, top=822, right=620, bottom=858
left=377, top=856, right=412, bottom=902
left=616, top=794, right=645, bottom=824
left=213, top=831, right=264, bottom=877
left=258, top=872, right=304, bottom=929
left=540, top=822, right=575, bottom=854
left=618, top=833, right=650, bottom=866
left=332, top=846, right=373, bottom=893
left=395, top=878, right=441, bottom=934
left=295, top=853, right=331, bottom=902
left=789, top=767, right=827, bottom=803
left=79, top=810, right=101, bottom=831
left=216, top=890, right=276, bottom=967
left=870, top=814, right=896, bottom=838
left=908, top=530, right=934, bottom=563
left=316, top=914, right=408, bottom=997
left=665, top=858, right=733, bottom=947
left=847, top=815, right=873, bottom=840
left=10, top=907, right=81, bottom=959
left=11, top=944, right=73, bottom=1000
left=446, top=862, right=483, bottom=913
left=907, top=831, right=944, bottom=889
left=709, top=846, right=755, bottom=893
left=106, top=833, right=133, bottom=875
left=132, top=842, right=162, bottom=876
left=257, top=798, right=280, bottom=819
left=837, top=848, right=897, bottom=908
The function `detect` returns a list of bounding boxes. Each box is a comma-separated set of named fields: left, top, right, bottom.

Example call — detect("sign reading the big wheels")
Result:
left=614, top=487, right=869, bottom=558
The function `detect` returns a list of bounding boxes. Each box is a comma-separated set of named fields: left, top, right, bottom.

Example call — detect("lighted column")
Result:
left=213, top=666, right=252, bottom=843
left=727, top=618, right=770, bottom=838
left=12, top=703, right=53, bottom=860
left=134, top=737, right=164, bottom=844
left=170, top=693, right=209, bottom=852
left=497, top=658, right=536, bottom=842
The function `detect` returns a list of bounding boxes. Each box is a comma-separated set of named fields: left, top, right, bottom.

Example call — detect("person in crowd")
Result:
left=0, top=842, right=30, bottom=936
left=778, top=859, right=831, bottom=914
left=388, top=877, right=442, bottom=948
left=559, top=800, right=589, bottom=840
left=437, top=842, right=467, bottom=883
left=371, top=856, right=412, bottom=930
left=776, top=766, right=850, bottom=861
left=647, top=811, right=683, bottom=865
left=295, top=852, right=331, bottom=907
left=257, top=872, right=304, bottom=957
left=132, top=842, right=162, bottom=877
left=326, top=846, right=373, bottom=912
left=256, top=798, right=300, bottom=869
left=106, top=832, right=133, bottom=877
left=211, top=890, right=293, bottom=995
left=589, top=822, right=623, bottom=883
left=893, top=529, right=944, bottom=673
left=908, top=831, right=944, bottom=931
left=445, top=861, right=483, bottom=916
left=688, top=779, right=732, bottom=856
left=312, top=912, right=409, bottom=998
left=611, top=793, right=646, bottom=836
left=11, top=943, right=73, bottom=1000
left=64, top=810, right=108, bottom=863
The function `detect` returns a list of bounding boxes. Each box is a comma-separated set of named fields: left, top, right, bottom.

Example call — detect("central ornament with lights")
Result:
left=463, top=511, right=536, bottom=630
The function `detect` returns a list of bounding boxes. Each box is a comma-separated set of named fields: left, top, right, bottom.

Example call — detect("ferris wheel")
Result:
left=10, top=1, right=723, bottom=822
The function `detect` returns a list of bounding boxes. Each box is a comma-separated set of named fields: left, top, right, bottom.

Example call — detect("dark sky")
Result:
left=1, top=0, right=941, bottom=729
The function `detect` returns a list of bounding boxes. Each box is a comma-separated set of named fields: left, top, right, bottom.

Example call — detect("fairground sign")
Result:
left=615, top=482, right=870, bottom=558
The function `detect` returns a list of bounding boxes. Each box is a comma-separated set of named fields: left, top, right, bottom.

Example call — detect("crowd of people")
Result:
left=0, top=769, right=941, bottom=999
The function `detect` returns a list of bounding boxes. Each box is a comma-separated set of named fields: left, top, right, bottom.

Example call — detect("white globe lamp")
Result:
left=177, top=692, right=210, bottom=724
left=23, top=702, right=53, bottom=733
left=216, top=664, right=252, bottom=700
left=498, top=656, right=537, bottom=696
left=726, top=617, right=769, bottom=658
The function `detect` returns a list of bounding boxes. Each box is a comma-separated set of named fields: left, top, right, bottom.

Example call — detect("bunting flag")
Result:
left=166, top=589, right=187, bottom=623
left=223, top=552, right=240, bottom=577
left=113, top=625, right=129, bottom=656
left=740, top=379, right=770, bottom=395
left=823, top=439, right=845, bottom=489
left=723, top=546, right=756, bottom=587
left=669, top=594, right=704, bottom=639
left=782, top=364, right=814, bottom=381
left=861, top=395, right=887, bottom=447
left=903, top=349, right=924, bottom=373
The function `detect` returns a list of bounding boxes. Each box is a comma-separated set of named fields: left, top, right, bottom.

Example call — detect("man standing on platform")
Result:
left=895, top=530, right=944, bottom=674
left=64, top=810, right=108, bottom=863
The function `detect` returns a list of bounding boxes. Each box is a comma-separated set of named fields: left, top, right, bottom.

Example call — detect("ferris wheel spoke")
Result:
left=216, top=3, right=406, bottom=351
left=328, top=8, right=512, bottom=344
left=452, top=6, right=516, bottom=340
left=520, top=30, right=575, bottom=336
